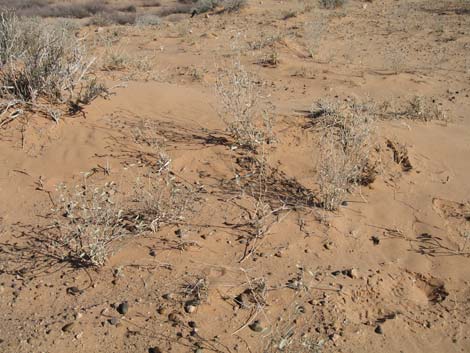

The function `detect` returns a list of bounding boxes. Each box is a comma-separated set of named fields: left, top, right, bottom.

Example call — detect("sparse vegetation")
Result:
left=216, top=60, right=274, bottom=150
left=313, top=100, right=377, bottom=210
left=319, top=0, right=346, bottom=9
left=52, top=182, right=128, bottom=267
left=0, top=10, right=102, bottom=118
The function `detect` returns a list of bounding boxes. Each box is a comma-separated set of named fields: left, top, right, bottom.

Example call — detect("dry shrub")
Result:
left=132, top=167, right=196, bottom=232
left=319, top=0, right=346, bottom=9
left=215, top=60, right=274, bottom=150
left=314, top=100, right=377, bottom=210
left=0, top=11, right=101, bottom=113
left=378, top=96, right=447, bottom=122
left=53, top=182, right=128, bottom=267
left=51, top=161, right=197, bottom=267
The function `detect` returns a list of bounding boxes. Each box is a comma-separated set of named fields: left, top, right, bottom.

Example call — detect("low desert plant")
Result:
left=51, top=157, right=196, bottom=267
left=319, top=0, right=346, bottom=9
left=215, top=60, right=274, bottom=150
left=378, top=96, right=447, bottom=122
left=314, top=100, right=377, bottom=210
left=52, top=182, right=128, bottom=267
left=304, top=17, right=327, bottom=59
left=135, top=14, right=161, bottom=26
left=0, top=10, right=101, bottom=113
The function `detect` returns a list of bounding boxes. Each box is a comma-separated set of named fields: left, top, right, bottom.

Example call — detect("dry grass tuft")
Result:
left=51, top=182, right=128, bottom=267
left=0, top=10, right=102, bottom=120
left=215, top=60, right=274, bottom=150
left=313, top=99, right=377, bottom=210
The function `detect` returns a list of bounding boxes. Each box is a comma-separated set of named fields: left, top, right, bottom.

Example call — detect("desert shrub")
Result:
left=377, top=96, right=447, bottom=122
left=0, top=10, right=99, bottom=107
left=221, top=0, right=246, bottom=12
left=319, top=0, right=346, bottom=9
left=314, top=100, right=377, bottom=210
left=26, top=1, right=107, bottom=18
left=141, top=0, right=161, bottom=7
left=216, top=60, right=274, bottom=150
left=135, top=14, right=161, bottom=26
left=118, top=4, right=137, bottom=13
left=51, top=158, right=197, bottom=268
left=157, top=4, right=192, bottom=16
left=52, top=182, right=128, bottom=267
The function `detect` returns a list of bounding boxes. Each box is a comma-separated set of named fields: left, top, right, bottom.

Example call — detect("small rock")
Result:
left=248, top=320, right=263, bottom=333
left=329, top=333, right=340, bottom=342
left=375, top=325, right=383, bottom=334
left=108, top=317, right=119, bottom=326
left=188, top=321, right=197, bottom=328
left=168, top=312, right=183, bottom=324
left=62, top=322, right=75, bottom=333
left=324, top=241, right=334, bottom=250
left=117, top=301, right=128, bottom=315
left=157, top=306, right=168, bottom=315
left=149, top=249, right=157, bottom=257
left=350, top=268, right=359, bottom=279
left=148, top=347, right=162, bottom=353
left=185, top=305, right=196, bottom=314
left=371, top=236, right=380, bottom=245
left=341, top=201, right=348, bottom=206
left=66, top=286, right=82, bottom=296
left=162, top=293, right=173, bottom=300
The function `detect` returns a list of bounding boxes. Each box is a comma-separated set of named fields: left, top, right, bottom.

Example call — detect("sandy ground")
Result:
left=1, top=1, right=470, bottom=352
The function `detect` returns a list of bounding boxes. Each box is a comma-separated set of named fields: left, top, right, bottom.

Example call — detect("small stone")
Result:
left=350, top=268, right=359, bottom=279
left=157, top=306, right=168, bottom=315
left=248, top=320, right=263, bottom=333
left=190, top=328, right=198, bottom=336
left=175, top=229, right=183, bottom=237
left=148, top=347, right=162, bottom=353
left=324, top=241, right=334, bottom=250
left=188, top=321, right=197, bottom=328
left=162, top=293, right=173, bottom=300
left=375, top=325, right=383, bottom=334
left=185, top=305, right=196, bottom=314
left=62, top=323, right=75, bottom=333
left=329, top=333, right=340, bottom=342
left=149, top=249, right=157, bottom=257
left=341, top=201, right=348, bottom=206
left=108, top=317, right=119, bottom=326
left=371, top=236, right=380, bottom=245
left=66, top=287, right=82, bottom=295
left=168, top=312, right=183, bottom=324
left=117, top=301, right=128, bottom=315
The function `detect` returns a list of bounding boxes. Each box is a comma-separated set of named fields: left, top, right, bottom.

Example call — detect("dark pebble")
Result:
left=117, top=301, right=129, bottom=315
left=148, top=347, right=162, bottom=353
left=248, top=320, right=263, bottom=332
left=371, top=236, right=380, bottom=245
left=62, top=323, right=75, bottom=332
left=66, top=286, right=82, bottom=295
left=149, top=249, right=157, bottom=257
left=375, top=325, right=383, bottom=334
